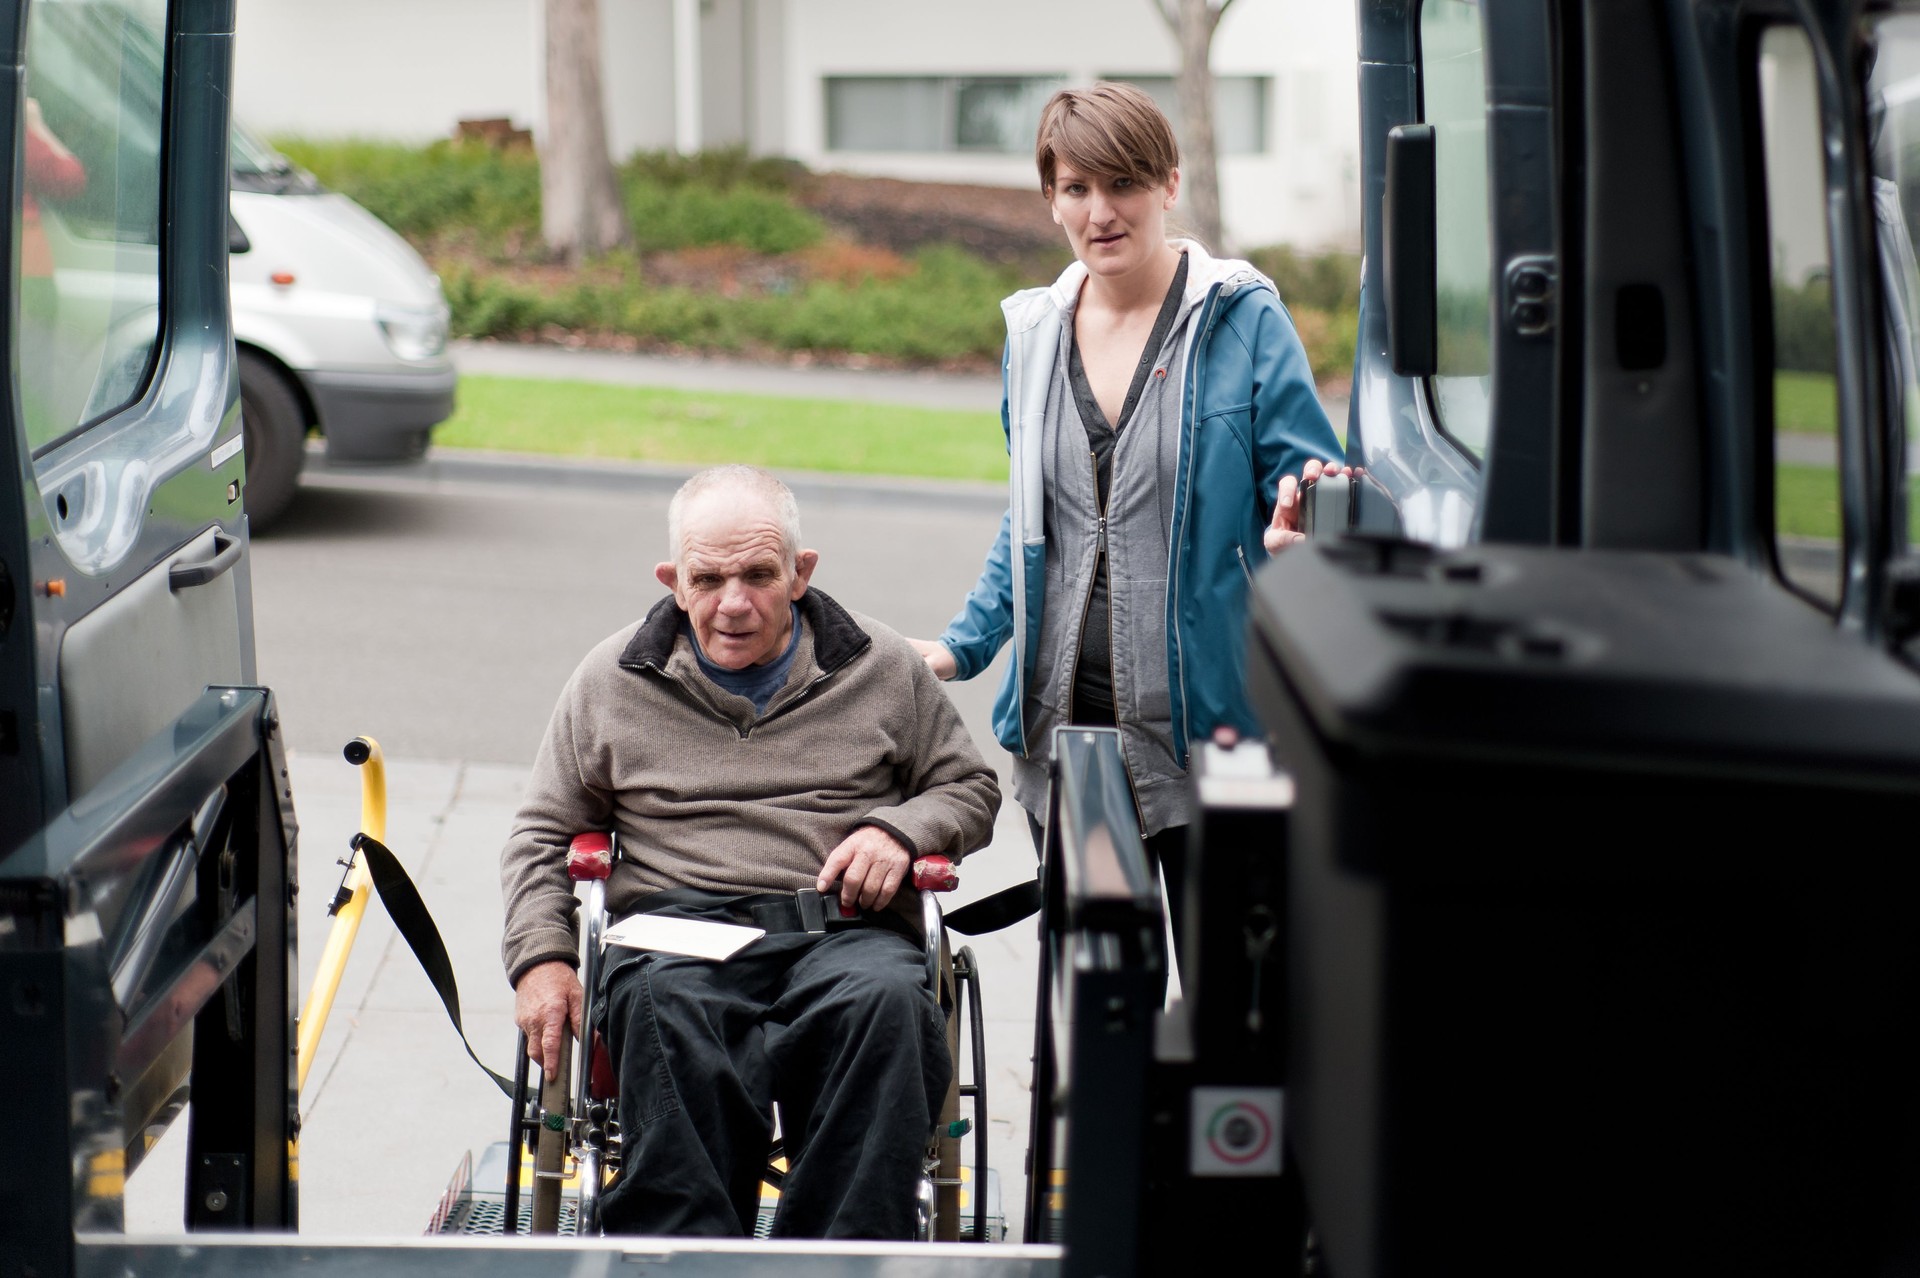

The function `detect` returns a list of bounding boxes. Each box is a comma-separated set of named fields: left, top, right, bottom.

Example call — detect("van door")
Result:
left=0, top=0, right=298, bottom=1268
left=1351, top=0, right=1565, bottom=547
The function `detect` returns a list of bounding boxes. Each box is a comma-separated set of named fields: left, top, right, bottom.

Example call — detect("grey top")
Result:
left=1011, top=255, right=1202, bottom=836
left=1066, top=251, right=1190, bottom=727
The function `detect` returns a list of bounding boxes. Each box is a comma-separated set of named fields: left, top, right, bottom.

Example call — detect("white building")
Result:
left=231, top=0, right=1361, bottom=251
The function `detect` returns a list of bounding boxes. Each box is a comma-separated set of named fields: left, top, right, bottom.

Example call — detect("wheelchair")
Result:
left=503, top=831, right=995, bottom=1242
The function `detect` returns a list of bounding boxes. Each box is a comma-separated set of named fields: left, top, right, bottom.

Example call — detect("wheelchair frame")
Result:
left=503, top=833, right=994, bottom=1243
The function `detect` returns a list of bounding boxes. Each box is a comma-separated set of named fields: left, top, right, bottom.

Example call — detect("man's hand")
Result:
left=817, top=826, right=914, bottom=913
left=513, top=959, right=583, bottom=1079
left=907, top=637, right=958, bottom=680
left=1265, top=459, right=1359, bottom=553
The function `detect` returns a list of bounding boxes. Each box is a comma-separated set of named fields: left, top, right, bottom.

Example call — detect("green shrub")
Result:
left=443, top=241, right=1370, bottom=378
left=1291, top=305, right=1360, bottom=383
left=625, top=183, right=825, bottom=255
left=1773, top=276, right=1836, bottom=375
left=275, top=138, right=540, bottom=242
left=445, top=245, right=1016, bottom=362
left=279, top=138, right=825, bottom=257
left=619, top=147, right=805, bottom=192
left=1247, top=245, right=1362, bottom=314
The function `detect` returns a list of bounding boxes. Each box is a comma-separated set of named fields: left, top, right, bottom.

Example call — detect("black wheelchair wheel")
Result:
left=505, top=1030, right=534, bottom=1234
left=955, top=944, right=989, bottom=1242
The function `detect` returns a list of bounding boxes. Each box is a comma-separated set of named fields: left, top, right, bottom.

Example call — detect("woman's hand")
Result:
left=908, top=637, right=958, bottom=680
left=1265, top=459, right=1359, bottom=553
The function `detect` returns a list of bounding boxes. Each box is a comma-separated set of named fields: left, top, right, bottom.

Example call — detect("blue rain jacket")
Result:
left=938, top=244, right=1344, bottom=769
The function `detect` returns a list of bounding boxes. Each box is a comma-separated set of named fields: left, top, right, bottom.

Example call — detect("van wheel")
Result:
left=239, top=351, right=306, bottom=532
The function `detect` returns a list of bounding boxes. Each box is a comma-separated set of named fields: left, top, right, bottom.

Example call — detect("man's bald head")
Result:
left=666, top=465, right=803, bottom=568
left=656, top=467, right=819, bottom=669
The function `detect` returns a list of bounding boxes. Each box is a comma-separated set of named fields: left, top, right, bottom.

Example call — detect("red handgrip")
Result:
left=568, top=831, right=613, bottom=881
left=912, top=855, right=958, bottom=892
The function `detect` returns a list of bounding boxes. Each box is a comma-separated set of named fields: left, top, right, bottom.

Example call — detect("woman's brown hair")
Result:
left=1034, top=82, right=1180, bottom=194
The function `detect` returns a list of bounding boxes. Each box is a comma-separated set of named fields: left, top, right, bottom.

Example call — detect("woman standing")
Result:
left=910, top=83, right=1344, bottom=892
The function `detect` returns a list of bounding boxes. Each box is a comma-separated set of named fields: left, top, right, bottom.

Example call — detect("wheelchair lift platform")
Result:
left=429, top=1141, right=1009, bottom=1242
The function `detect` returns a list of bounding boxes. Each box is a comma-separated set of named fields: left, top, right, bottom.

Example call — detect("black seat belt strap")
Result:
left=944, top=879, right=1043, bottom=936
left=352, top=832, right=517, bottom=1098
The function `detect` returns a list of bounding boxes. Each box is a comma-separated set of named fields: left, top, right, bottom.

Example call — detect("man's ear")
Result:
left=790, top=549, right=820, bottom=599
left=654, top=561, right=680, bottom=600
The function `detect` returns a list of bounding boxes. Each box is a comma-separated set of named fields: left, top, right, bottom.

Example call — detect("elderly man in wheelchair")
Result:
left=499, top=465, right=1001, bottom=1240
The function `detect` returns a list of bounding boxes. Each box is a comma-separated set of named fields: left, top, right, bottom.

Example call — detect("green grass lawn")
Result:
left=1775, top=464, right=1841, bottom=541
left=1776, top=463, right=1920, bottom=542
left=436, top=374, right=1008, bottom=482
left=432, top=373, right=1885, bottom=542
left=1776, top=370, right=1837, bottom=435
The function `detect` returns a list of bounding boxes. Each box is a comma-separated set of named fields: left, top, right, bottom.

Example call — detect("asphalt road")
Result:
left=253, top=455, right=1008, bottom=763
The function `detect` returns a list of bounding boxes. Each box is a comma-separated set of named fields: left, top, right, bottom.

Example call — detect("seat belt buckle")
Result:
left=795, top=888, right=828, bottom=934
left=796, top=887, right=860, bottom=933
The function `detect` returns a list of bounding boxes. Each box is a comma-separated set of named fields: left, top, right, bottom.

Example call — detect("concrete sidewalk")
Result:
left=450, top=337, right=1353, bottom=428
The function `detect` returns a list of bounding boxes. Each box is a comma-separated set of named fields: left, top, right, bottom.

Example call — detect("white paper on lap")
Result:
left=603, top=913, right=766, bottom=961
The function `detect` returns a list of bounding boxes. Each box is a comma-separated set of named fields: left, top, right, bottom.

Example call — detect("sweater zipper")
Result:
left=1063, top=449, right=1107, bottom=713
left=640, top=655, right=836, bottom=741
left=739, top=669, right=837, bottom=740
left=1236, top=544, right=1255, bottom=586
left=1169, top=286, right=1226, bottom=760
left=1066, top=457, right=1148, bottom=836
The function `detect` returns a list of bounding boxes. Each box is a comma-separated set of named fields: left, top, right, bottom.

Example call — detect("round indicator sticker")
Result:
left=1206, top=1100, right=1275, bottom=1165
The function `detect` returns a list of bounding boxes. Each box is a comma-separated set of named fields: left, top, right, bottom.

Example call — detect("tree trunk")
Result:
left=1161, top=0, right=1230, bottom=252
left=542, top=0, right=631, bottom=264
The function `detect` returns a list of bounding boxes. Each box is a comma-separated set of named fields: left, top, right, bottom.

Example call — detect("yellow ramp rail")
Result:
left=295, top=736, right=386, bottom=1092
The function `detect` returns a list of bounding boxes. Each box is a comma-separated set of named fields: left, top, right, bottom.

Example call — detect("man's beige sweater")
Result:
left=500, top=588, right=1002, bottom=984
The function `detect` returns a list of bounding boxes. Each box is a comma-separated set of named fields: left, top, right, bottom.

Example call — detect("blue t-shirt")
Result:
left=688, top=604, right=802, bottom=715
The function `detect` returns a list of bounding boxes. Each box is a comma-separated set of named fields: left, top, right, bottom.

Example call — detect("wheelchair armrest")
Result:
left=911, top=854, right=958, bottom=892
left=911, top=858, right=957, bottom=997
left=569, top=831, right=615, bottom=882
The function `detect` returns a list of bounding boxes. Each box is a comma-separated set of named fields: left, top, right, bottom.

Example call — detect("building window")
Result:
left=1101, top=76, right=1271, bottom=155
left=826, top=76, right=1065, bottom=153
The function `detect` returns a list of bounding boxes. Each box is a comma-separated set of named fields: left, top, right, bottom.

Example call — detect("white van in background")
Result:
left=228, top=125, right=455, bottom=528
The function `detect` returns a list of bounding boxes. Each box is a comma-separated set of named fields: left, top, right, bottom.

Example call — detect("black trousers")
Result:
left=595, top=908, right=950, bottom=1239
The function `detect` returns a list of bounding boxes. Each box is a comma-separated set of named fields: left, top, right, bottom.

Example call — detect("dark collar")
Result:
left=618, top=586, right=872, bottom=675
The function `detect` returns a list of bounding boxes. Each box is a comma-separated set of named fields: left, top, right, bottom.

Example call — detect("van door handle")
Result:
left=169, top=530, right=242, bottom=592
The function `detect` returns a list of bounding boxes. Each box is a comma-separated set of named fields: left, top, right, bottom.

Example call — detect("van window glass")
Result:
left=1868, top=16, right=1920, bottom=552
left=18, top=0, right=166, bottom=457
left=231, top=121, right=289, bottom=177
left=1758, top=25, right=1842, bottom=607
left=1420, top=0, right=1493, bottom=459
